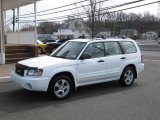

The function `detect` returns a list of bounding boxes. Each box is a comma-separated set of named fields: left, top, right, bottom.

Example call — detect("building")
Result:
left=0, top=0, right=40, bottom=64
left=53, top=19, right=89, bottom=40
left=120, top=29, right=138, bottom=39
left=141, top=31, right=158, bottom=40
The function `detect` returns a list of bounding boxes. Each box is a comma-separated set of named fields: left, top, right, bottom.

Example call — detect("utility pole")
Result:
left=34, top=1, right=37, bottom=45
left=0, top=0, right=5, bottom=64
left=158, top=2, right=160, bottom=18
left=12, top=9, right=15, bottom=32
left=17, top=7, right=20, bottom=32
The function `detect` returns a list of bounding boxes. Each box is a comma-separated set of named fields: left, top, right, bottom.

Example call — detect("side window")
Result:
left=104, top=42, right=122, bottom=55
left=121, top=41, right=137, bottom=54
left=83, top=42, right=105, bottom=58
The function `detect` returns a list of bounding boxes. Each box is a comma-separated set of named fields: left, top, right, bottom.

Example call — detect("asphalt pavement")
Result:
left=0, top=51, right=160, bottom=120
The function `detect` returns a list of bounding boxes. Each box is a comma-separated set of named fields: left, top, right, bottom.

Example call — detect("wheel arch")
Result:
left=123, top=64, right=137, bottom=79
left=47, top=71, right=76, bottom=91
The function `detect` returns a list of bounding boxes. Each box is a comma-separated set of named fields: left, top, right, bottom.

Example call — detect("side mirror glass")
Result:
left=80, top=54, right=91, bottom=60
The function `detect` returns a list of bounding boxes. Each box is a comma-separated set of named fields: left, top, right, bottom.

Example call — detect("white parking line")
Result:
left=0, top=76, right=11, bottom=83
left=144, top=59, right=160, bottom=62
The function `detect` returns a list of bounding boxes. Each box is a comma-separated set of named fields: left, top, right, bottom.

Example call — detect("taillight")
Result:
left=141, top=52, right=144, bottom=63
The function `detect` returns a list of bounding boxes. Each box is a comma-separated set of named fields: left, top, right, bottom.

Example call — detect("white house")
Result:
left=53, top=19, right=89, bottom=39
left=120, top=29, right=138, bottom=38
left=141, top=31, right=158, bottom=40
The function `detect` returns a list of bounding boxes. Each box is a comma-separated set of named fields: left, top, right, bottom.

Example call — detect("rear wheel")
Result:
left=119, top=67, right=135, bottom=86
left=48, top=75, right=73, bottom=100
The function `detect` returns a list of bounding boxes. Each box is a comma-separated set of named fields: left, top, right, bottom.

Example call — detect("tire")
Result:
left=119, top=67, right=136, bottom=87
left=48, top=75, right=73, bottom=100
left=38, top=47, right=43, bottom=54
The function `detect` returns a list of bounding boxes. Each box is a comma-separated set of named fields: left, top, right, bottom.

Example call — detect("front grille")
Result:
left=15, top=63, right=38, bottom=76
left=16, top=67, right=24, bottom=76
left=15, top=64, right=26, bottom=76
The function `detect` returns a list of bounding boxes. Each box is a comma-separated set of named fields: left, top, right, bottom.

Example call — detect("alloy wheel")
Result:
left=54, top=79, right=70, bottom=98
left=124, top=70, right=134, bottom=85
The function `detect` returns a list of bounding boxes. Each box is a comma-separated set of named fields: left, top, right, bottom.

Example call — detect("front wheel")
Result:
left=48, top=75, right=73, bottom=100
left=38, top=47, right=43, bottom=54
left=119, top=67, right=135, bottom=86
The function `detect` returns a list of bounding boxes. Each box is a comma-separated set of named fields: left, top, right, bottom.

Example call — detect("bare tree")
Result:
left=37, top=22, right=61, bottom=34
left=104, top=11, right=160, bottom=36
left=20, top=22, right=61, bottom=34
left=20, top=24, right=35, bottom=31
left=73, top=0, right=107, bottom=38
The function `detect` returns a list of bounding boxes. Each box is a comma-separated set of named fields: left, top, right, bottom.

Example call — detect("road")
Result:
left=0, top=51, right=160, bottom=120
left=142, top=51, right=160, bottom=60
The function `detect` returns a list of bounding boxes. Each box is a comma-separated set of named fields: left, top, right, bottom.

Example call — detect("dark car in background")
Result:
left=42, top=39, right=56, bottom=44
left=45, top=39, right=69, bottom=54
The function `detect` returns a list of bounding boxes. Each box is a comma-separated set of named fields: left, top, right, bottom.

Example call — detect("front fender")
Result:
left=44, top=66, right=78, bottom=87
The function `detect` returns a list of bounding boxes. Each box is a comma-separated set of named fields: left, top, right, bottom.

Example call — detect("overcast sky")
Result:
left=23, top=0, right=158, bottom=15
left=5, top=0, right=159, bottom=29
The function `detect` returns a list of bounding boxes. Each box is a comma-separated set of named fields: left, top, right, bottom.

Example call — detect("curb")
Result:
left=0, top=76, right=12, bottom=83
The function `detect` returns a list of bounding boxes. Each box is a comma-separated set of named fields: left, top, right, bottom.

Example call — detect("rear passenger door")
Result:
left=104, top=41, right=125, bottom=79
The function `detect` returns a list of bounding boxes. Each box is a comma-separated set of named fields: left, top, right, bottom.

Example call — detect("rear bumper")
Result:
left=11, top=71, right=50, bottom=92
left=137, top=63, right=144, bottom=74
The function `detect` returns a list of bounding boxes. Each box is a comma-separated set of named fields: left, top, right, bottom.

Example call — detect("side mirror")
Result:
left=80, top=54, right=91, bottom=60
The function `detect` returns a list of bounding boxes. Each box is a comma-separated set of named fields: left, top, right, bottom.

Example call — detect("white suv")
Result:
left=11, top=38, right=144, bottom=99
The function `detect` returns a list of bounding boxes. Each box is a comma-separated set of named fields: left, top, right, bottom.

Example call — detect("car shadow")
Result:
left=70, top=81, right=138, bottom=101
left=0, top=81, right=138, bottom=115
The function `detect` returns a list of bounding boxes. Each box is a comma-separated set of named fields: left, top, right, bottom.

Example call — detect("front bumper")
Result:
left=11, top=71, right=50, bottom=91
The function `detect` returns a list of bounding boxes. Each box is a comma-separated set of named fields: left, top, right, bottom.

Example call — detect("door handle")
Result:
left=98, top=60, right=105, bottom=63
left=120, top=57, right=126, bottom=59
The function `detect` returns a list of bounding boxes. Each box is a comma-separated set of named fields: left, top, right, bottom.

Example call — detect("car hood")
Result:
left=18, top=56, right=76, bottom=68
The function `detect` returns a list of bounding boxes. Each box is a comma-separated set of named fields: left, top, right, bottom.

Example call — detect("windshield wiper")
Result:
left=51, top=55, right=64, bottom=58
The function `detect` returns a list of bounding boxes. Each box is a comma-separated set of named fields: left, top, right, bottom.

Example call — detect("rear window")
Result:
left=120, top=41, right=137, bottom=54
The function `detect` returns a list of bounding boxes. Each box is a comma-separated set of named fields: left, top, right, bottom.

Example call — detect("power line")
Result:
left=6, top=17, right=13, bottom=25
left=31, top=0, right=160, bottom=23
left=17, top=0, right=159, bottom=25
left=23, top=0, right=145, bottom=22
left=19, top=0, right=110, bottom=18
left=102, top=0, right=160, bottom=15
left=19, top=0, right=87, bottom=17
left=19, top=0, right=145, bottom=20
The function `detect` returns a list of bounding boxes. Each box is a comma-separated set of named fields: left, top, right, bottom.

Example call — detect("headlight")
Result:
left=26, top=69, right=43, bottom=76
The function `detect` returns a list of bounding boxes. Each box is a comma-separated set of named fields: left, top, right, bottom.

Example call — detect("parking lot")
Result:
left=0, top=51, right=160, bottom=120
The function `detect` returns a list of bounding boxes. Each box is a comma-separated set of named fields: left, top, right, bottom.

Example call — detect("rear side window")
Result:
left=104, top=42, right=122, bottom=55
left=120, top=41, right=137, bottom=54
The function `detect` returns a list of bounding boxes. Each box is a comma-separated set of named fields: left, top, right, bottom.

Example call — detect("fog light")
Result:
left=25, top=83, right=32, bottom=90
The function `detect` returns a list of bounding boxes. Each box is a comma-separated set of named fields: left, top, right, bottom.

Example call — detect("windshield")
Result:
left=51, top=41, right=86, bottom=60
